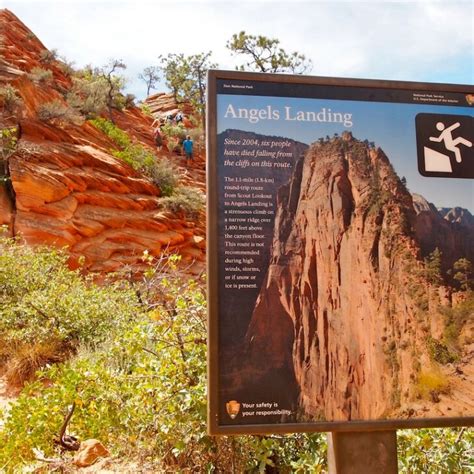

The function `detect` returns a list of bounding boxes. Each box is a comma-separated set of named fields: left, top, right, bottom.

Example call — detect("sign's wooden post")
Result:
left=327, top=431, right=398, bottom=474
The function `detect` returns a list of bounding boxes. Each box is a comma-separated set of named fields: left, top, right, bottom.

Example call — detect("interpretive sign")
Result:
left=207, top=70, right=474, bottom=435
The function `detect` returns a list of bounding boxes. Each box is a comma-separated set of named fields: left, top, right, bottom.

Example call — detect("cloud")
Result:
left=4, top=1, right=472, bottom=99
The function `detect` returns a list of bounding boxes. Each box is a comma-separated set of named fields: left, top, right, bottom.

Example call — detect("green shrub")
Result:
left=67, top=76, right=109, bottom=118
left=28, top=66, right=53, bottom=84
left=398, top=428, right=473, bottom=473
left=161, top=122, right=186, bottom=141
left=0, top=238, right=140, bottom=384
left=115, top=92, right=136, bottom=109
left=427, top=336, right=458, bottom=364
left=159, top=187, right=204, bottom=218
left=37, top=99, right=83, bottom=125
left=166, top=135, right=182, bottom=153
left=0, top=85, right=22, bottom=114
left=39, top=48, right=58, bottom=64
left=113, top=144, right=155, bottom=172
left=440, top=293, right=474, bottom=348
left=139, top=102, right=153, bottom=116
left=89, top=117, right=131, bottom=148
left=150, top=158, right=178, bottom=196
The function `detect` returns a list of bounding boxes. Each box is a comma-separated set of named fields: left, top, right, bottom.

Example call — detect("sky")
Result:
left=3, top=0, right=473, bottom=101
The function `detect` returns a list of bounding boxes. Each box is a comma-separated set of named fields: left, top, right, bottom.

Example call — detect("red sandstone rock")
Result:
left=0, top=9, right=206, bottom=273
left=242, top=135, right=474, bottom=421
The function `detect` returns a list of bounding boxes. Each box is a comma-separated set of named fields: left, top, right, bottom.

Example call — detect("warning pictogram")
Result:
left=416, top=113, right=473, bottom=178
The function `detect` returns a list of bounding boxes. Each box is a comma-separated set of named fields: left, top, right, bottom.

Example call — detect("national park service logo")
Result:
left=226, top=400, right=240, bottom=419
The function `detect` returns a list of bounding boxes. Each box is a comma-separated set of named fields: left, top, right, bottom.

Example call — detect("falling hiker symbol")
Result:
left=429, top=121, right=472, bottom=163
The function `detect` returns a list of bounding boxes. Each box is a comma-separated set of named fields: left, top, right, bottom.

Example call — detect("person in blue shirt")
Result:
left=182, top=135, right=194, bottom=165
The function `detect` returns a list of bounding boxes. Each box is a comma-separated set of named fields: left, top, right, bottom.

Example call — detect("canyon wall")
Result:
left=244, top=133, right=473, bottom=421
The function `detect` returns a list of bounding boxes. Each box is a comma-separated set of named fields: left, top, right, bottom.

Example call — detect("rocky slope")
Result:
left=0, top=9, right=205, bottom=273
left=241, top=132, right=473, bottom=421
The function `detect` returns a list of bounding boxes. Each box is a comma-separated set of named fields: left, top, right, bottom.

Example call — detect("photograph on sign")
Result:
left=207, top=72, right=474, bottom=433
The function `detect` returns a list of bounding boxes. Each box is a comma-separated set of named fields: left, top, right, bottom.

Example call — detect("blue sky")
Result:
left=218, top=93, right=474, bottom=211
left=3, top=1, right=473, bottom=100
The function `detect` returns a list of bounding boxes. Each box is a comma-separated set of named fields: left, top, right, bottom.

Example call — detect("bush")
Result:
left=70, top=63, right=127, bottom=116
left=159, top=187, right=204, bottom=218
left=0, top=238, right=140, bottom=386
left=28, top=66, right=53, bottom=84
left=139, top=102, right=153, bottom=116
left=0, top=85, right=22, bottom=114
left=427, top=336, right=458, bottom=365
left=440, top=293, right=474, bottom=348
left=37, top=99, right=83, bottom=125
left=113, top=144, right=155, bottom=173
left=90, top=117, right=131, bottom=148
left=67, top=76, right=109, bottom=118
left=39, top=48, right=58, bottom=64
left=90, top=119, right=183, bottom=198
left=415, top=367, right=450, bottom=401
left=116, top=92, right=136, bottom=109
left=398, top=428, right=473, bottom=473
left=161, top=122, right=186, bottom=141
left=150, top=158, right=178, bottom=196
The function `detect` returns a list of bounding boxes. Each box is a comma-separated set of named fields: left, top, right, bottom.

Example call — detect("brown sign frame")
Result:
left=207, top=69, right=474, bottom=435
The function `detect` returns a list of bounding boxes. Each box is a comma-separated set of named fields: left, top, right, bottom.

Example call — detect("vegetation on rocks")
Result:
left=0, top=85, right=22, bottom=115
left=37, top=99, right=84, bottom=125
left=90, top=118, right=203, bottom=215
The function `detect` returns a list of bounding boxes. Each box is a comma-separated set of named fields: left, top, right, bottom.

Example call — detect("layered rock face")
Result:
left=245, top=134, right=442, bottom=421
left=0, top=10, right=205, bottom=272
left=413, top=194, right=474, bottom=271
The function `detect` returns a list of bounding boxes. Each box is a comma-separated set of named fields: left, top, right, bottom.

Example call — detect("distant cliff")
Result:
left=413, top=194, right=474, bottom=271
left=242, top=132, right=473, bottom=421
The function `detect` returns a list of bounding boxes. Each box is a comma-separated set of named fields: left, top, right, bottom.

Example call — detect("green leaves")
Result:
left=158, top=51, right=217, bottom=118
left=226, top=31, right=312, bottom=74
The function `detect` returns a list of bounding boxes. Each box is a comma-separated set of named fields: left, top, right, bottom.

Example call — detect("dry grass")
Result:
left=416, top=367, right=451, bottom=402
left=3, top=339, right=69, bottom=389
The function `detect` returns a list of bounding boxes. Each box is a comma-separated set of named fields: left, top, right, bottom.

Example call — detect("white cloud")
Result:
left=3, top=1, right=473, bottom=98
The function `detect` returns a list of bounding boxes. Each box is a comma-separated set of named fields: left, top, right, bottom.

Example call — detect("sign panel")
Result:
left=207, top=70, right=474, bottom=434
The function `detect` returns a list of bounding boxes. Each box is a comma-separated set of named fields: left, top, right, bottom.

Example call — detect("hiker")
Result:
left=182, top=135, right=194, bottom=165
left=153, top=127, right=162, bottom=151
left=175, top=112, right=183, bottom=124
left=166, top=113, right=174, bottom=123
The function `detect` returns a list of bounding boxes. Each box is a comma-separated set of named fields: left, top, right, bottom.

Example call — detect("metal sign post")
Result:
left=328, top=431, right=398, bottom=473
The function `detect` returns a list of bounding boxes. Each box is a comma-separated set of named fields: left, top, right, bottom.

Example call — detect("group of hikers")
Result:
left=152, top=112, right=194, bottom=166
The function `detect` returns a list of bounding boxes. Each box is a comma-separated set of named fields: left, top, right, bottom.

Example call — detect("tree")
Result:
left=226, top=31, right=312, bottom=74
left=159, top=51, right=217, bottom=126
left=67, top=60, right=128, bottom=121
left=453, top=258, right=473, bottom=291
left=424, top=248, right=443, bottom=285
left=138, top=66, right=160, bottom=97
left=101, top=59, right=127, bottom=121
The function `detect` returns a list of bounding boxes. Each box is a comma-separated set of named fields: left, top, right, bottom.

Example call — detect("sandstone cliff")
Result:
left=413, top=194, right=474, bottom=272
left=241, top=133, right=473, bottom=421
left=0, top=9, right=205, bottom=273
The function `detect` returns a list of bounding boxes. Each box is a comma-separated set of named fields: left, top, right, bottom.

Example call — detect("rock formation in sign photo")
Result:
left=243, top=132, right=474, bottom=421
